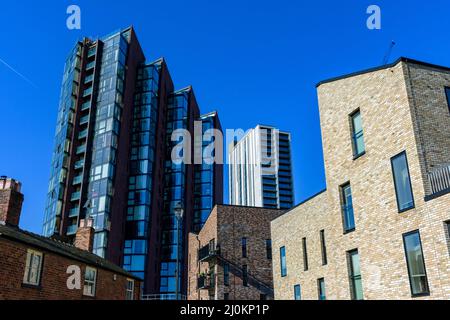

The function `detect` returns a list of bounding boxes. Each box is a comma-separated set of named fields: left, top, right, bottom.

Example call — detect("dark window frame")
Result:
left=242, top=237, right=248, bottom=258
left=445, top=221, right=450, bottom=257
left=266, top=239, right=273, bottom=260
left=347, top=249, right=363, bottom=300
left=317, top=278, right=326, bottom=300
left=391, top=151, right=415, bottom=213
left=340, top=182, right=356, bottom=234
left=224, top=263, right=230, bottom=286
left=445, top=87, right=450, bottom=114
left=320, top=230, right=328, bottom=266
left=402, top=230, right=430, bottom=298
left=349, top=109, right=366, bottom=159
left=294, top=284, right=301, bottom=300
left=242, top=265, right=248, bottom=287
left=280, top=246, right=287, bottom=277
left=302, top=237, right=309, bottom=271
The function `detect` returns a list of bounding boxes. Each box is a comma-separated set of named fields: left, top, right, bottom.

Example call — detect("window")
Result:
left=23, top=250, right=43, bottom=286
left=318, top=278, right=326, bottom=300
left=260, top=294, right=267, bottom=300
left=341, top=183, right=355, bottom=232
left=83, top=267, right=97, bottom=297
left=391, top=152, right=415, bottom=212
left=445, top=221, right=450, bottom=256
left=242, top=265, right=248, bottom=287
left=294, top=285, right=301, bottom=300
left=446, top=87, right=450, bottom=113
left=224, top=293, right=229, bottom=300
left=242, top=237, right=248, bottom=258
left=126, top=279, right=135, bottom=300
left=302, top=238, right=309, bottom=271
left=224, top=263, right=230, bottom=286
left=280, top=247, right=287, bottom=277
left=348, top=250, right=363, bottom=300
left=403, top=231, right=429, bottom=296
left=266, top=240, right=272, bottom=260
left=320, top=230, right=328, bottom=266
left=350, top=110, right=366, bottom=158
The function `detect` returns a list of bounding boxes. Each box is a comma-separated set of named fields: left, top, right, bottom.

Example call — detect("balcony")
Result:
left=79, top=115, right=89, bottom=125
left=72, top=175, right=83, bottom=185
left=76, top=144, right=86, bottom=155
left=84, top=74, right=94, bottom=84
left=197, top=275, right=214, bottom=290
left=78, top=129, right=88, bottom=139
left=81, top=101, right=91, bottom=111
left=67, top=224, right=78, bottom=235
left=83, top=87, right=93, bottom=97
left=68, top=208, right=79, bottom=218
left=198, top=244, right=219, bottom=262
left=71, top=191, right=81, bottom=201
left=427, top=165, right=450, bottom=199
left=86, top=61, right=96, bottom=70
left=74, top=160, right=84, bottom=170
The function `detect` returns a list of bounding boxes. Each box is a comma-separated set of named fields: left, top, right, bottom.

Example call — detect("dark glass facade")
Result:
left=44, top=27, right=223, bottom=297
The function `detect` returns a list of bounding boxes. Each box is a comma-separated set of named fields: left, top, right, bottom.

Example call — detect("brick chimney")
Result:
left=74, top=219, right=95, bottom=252
left=0, top=176, right=24, bottom=227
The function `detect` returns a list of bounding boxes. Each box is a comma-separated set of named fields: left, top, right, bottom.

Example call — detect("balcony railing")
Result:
left=71, top=191, right=81, bottom=201
left=79, top=115, right=89, bottom=125
left=198, top=244, right=219, bottom=262
left=76, top=144, right=86, bottom=155
left=84, top=74, right=94, bottom=84
left=78, top=129, right=88, bottom=139
left=74, top=160, right=84, bottom=170
left=81, top=102, right=91, bottom=111
left=86, top=61, right=96, bottom=70
left=141, top=294, right=187, bottom=301
left=72, top=175, right=83, bottom=185
left=68, top=208, right=79, bottom=218
left=428, top=165, right=450, bottom=196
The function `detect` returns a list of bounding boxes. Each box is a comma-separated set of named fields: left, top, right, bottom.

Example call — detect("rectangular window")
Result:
left=224, top=263, right=230, bottom=286
left=445, top=221, right=450, bottom=256
left=280, top=247, right=287, bottom=277
left=320, top=230, right=328, bottom=266
left=260, top=294, right=267, bottom=300
left=318, top=278, right=326, bottom=300
left=294, top=285, right=301, bottom=300
left=242, top=265, right=248, bottom=287
left=391, top=152, right=415, bottom=212
left=403, top=231, right=429, bottom=296
left=83, top=267, right=97, bottom=297
left=242, top=237, right=248, bottom=258
left=446, top=87, right=450, bottom=113
left=126, top=279, right=135, bottom=300
left=224, top=293, right=229, bottom=300
left=302, top=238, right=309, bottom=271
left=23, top=250, right=43, bottom=286
left=348, top=250, right=363, bottom=300
left=350, top=110, right=366, bottom=158
left=341, top=183, right=355, bottom=232
left=266, top=239, right=273, bottom=260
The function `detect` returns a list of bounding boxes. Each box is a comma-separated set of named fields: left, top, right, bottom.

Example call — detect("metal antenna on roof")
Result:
left=383, top=40, right=396, bottom=65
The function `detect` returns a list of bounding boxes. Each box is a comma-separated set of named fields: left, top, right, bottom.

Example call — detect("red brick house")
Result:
left=0, top=177, right=141, bottom=300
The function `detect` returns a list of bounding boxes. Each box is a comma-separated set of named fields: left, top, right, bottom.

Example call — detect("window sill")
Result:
left=398, top=206, right=415, bottom=214
left=21, top=283, right=42, bottom=290
left=353, top=151, right=366, bottom=161
left=344, top=228, right=356, bottom=235
left=411, top=292, right=430, bottom=298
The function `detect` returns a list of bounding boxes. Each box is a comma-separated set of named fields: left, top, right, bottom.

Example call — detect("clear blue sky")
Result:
left=1, top=0, right=449, bottom=234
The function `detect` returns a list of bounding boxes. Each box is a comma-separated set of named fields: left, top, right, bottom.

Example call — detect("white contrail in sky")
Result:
left=0, top=57, right=38, bottom=89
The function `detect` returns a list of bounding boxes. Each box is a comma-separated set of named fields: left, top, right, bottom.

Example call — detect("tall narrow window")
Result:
left=266, top=239, right=273, bottom=260
left=242, top=237, right=248, bottom=258
left=23, top=250, right=43, bottom=286
left=224, top=263, right=230, bottom=286
left=302, top=238, right=309, bottom=271
left=318, top=278, right=326, bottom=300
left=445, top=221, right=450, bottom=257
left=280, top=246, right=287, bottom=277
left=391, top=152, right=415, bottom=212
left=294, top=285, right=301, bottom=300
left=445, top=87, right=450, bottom=113
left=320, top=230, right=328, bottom=266
left=126, top=279, right=135, bottom=300
left=347, top=250, right=363, bottom=300
left=341, top=183, right=355, bottom=232
left=224, top=293, right=229, bottom=300
left=403, top=231, right=429, bottom=296
left=350, top=110, right=365, bottom=158
left=83, top=267, right=97, bottom=297
left=242, top=265, right=248, bottom=287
